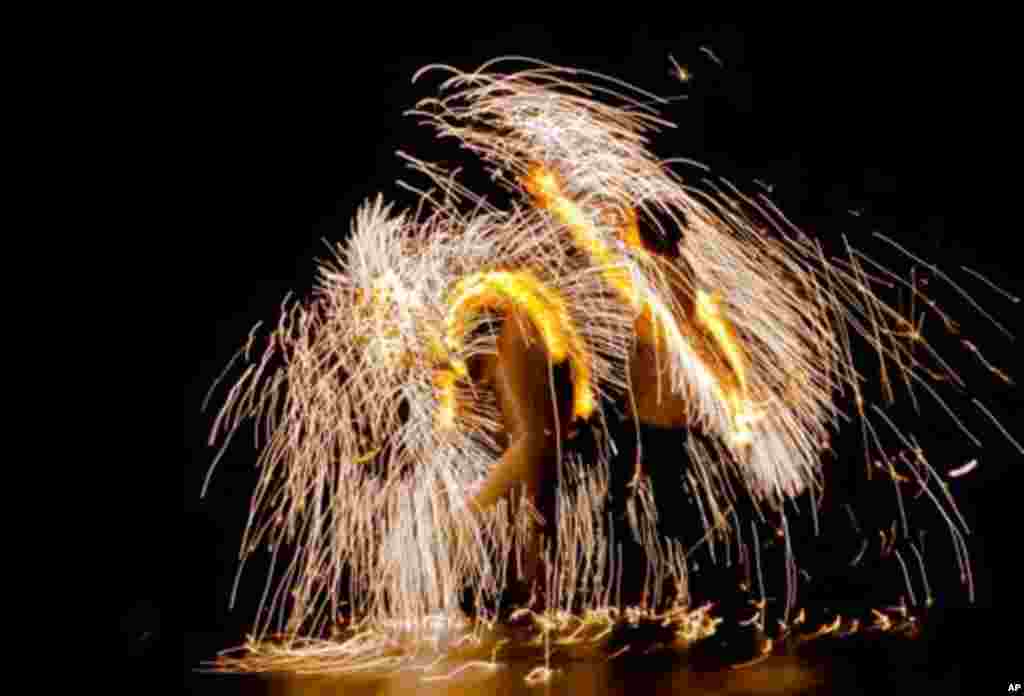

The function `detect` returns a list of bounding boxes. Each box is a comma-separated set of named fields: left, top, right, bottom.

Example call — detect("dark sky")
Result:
left=170, top=23, right=1018, bottom=690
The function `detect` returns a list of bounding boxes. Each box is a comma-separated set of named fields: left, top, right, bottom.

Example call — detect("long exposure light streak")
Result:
left=204, top=57, right=1016, bottom=678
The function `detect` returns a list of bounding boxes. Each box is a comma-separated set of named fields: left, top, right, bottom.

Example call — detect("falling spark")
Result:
left=973, top=399, right=1024, bottom=455
left=699, top=45, right=724, bottom=67
left=668, top=54, right=692, bottom=83
left=948, top=459, right=978, bottom=479
left=961, top=265, right=1021, bottom=304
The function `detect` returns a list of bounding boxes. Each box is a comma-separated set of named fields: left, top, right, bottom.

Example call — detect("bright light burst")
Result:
left=204, top=57, right=1015, bottom=678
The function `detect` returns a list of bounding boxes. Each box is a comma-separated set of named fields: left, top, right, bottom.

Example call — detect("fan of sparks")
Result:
left=205, top=58, right=1017, bottom=674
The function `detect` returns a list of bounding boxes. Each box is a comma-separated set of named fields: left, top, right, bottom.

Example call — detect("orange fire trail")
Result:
left=442, top=269, right=595, bottom=423
left=522, top=163, right=759, bottom=445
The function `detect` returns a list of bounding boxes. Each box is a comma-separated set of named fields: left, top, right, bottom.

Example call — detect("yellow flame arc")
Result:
left=439, top=269, right=595, bottom=429
left=694, top=289, right=763, bottom=445
left=522, top=166, right=642, bottom=311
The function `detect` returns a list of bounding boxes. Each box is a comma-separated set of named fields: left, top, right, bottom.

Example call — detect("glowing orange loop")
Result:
left=439, top=269, right=595, bottom=429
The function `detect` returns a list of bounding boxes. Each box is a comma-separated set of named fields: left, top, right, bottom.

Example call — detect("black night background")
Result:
left=166, top=22, right=1020, bottom=694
